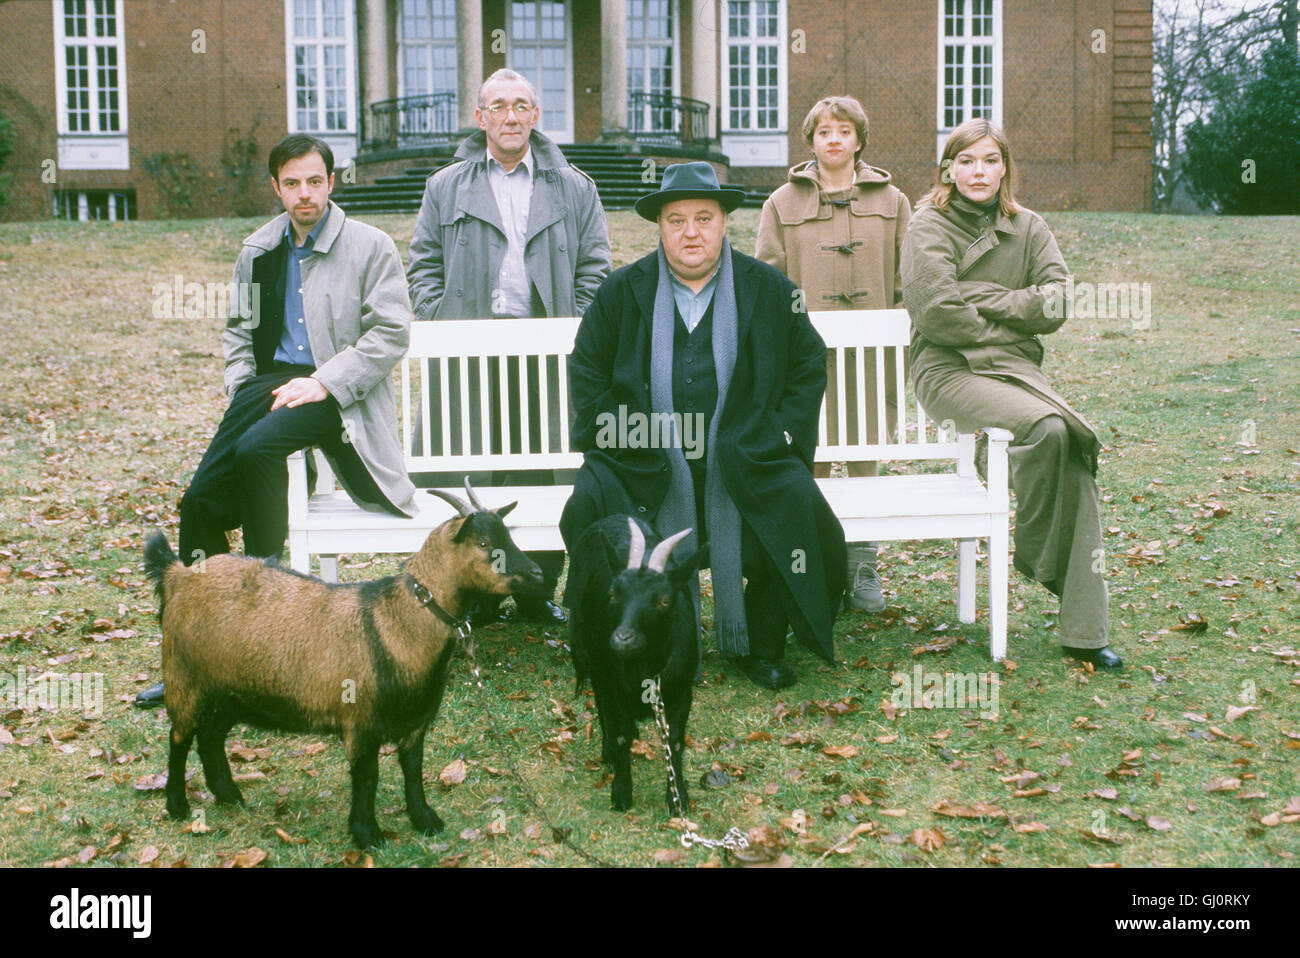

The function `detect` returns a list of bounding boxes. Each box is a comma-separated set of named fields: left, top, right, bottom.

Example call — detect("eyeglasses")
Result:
left=482, top=102, right=535, bottom=117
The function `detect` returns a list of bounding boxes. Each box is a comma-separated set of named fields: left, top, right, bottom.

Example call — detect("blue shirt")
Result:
left=668, top=264, right=719, bottom=333
left=274, top=209, right=329, bottom=367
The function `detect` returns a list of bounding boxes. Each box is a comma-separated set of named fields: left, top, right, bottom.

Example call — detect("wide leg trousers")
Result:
left=916, top=371, right=1108, bottom=649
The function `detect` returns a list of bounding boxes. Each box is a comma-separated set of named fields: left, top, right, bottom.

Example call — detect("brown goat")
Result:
left=144, top=481, right=543, bottom=848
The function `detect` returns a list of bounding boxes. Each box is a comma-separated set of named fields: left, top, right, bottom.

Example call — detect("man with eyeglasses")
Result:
left=407, top=68, right=612, bottom=626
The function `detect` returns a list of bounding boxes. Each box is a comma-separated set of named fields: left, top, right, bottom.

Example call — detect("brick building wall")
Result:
left=752, top=0, right=1152, bottom=211
left=1, top=0, right=290, bottom=221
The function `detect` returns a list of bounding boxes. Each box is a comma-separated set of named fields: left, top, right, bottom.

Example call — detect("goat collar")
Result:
left=407, top=574, right=471, bottom=640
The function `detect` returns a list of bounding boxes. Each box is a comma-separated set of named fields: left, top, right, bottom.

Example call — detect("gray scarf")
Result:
left=650, top=239, right=747, bottom=656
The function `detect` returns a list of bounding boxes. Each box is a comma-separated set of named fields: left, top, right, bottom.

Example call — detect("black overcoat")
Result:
left=560, top=248, right=847, bottom=661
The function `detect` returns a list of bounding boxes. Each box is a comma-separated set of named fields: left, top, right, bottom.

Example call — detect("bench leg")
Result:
left=957, top=539, right=976, bottom=624
left=989, top=522, right=1009, bottom=661
left=289, top=533, right=310, bottom=575
left=320, top=556, right=339, bottom=584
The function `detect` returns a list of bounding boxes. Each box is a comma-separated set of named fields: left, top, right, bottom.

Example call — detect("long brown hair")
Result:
left=920, top=118, right=1022, bottom=216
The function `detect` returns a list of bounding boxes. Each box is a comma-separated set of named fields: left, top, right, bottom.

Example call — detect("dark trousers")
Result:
left=178, top=367, right=395, bottom=564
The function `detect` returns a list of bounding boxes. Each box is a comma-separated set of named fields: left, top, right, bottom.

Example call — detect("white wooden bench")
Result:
left=288, top=309, right=1013, bottom=659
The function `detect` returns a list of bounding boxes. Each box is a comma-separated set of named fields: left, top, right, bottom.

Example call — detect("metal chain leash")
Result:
left=648, top=676, right=749, bottom=852
left=456, top=624, right=620, bottom=868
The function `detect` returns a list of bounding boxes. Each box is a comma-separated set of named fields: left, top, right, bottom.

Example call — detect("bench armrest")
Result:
left=982, top=428, right=1011, bottom=510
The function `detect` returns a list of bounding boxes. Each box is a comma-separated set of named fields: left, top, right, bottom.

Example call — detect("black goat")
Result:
left=566, top=515, right=703, bottom=813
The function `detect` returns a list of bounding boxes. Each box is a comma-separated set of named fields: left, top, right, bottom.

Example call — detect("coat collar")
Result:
left=452, top=132, right=566, bottom=241
left=454, top=128, right=569, bottom=172
left=776, top=159, right=895, bottom=221
left=243, top=200, right=346, bottom=254
left=630, top=243, right=757, bottom=350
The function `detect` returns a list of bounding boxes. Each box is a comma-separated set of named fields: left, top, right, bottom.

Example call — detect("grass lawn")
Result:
left=0, top=209, right=1296, bottom=868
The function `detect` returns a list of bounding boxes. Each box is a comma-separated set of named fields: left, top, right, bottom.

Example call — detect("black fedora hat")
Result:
left=634, top=161, right=747, bottom=221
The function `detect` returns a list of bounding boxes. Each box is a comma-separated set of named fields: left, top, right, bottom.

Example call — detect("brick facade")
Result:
left=0, top=1, right=1153, bottom=220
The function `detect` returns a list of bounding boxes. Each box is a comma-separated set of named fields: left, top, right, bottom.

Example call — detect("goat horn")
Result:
left=427, top=487, right=473, bottom=518
left=626, top=517, right=646, bottom=571
left=462, top=476, right=487, bottom=512
left=646, top=527, right=693, bottom=573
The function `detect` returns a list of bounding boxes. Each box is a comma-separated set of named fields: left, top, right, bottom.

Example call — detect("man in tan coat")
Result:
left=901, top=119, right=1120, bottom=669
left=137, top=134, right=417, bottom=706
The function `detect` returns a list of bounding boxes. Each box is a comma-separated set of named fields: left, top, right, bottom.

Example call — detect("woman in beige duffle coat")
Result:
left=756, top=95, right=911, bottom=614
left=899, top=117, right=1121, bottom=669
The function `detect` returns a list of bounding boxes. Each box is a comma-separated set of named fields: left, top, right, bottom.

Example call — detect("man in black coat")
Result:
left=560, top=162, right=846, bottom=689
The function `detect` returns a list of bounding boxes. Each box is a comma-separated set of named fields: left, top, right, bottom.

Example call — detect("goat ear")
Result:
left=599, top=529, right=624, bottom=571
left=451, top=516, right=475, bottom=543
left=494, top=500, right=518, bottom=519
left=668, top=542, right=707, bottom=587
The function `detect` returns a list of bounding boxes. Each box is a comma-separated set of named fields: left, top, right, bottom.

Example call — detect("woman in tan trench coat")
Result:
left=900, top=118, right=1121, bottom=669
left=756, top=95, right=911, bottom=614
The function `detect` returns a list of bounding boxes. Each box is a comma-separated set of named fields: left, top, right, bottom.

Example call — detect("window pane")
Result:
left=96, top=45, right=119, bottom=131
left=756, top=0, right=777, bottom=37
left=402, top=0, right=428, bottom=39
left=729, top=1, right=749, bottom=38
left=323, top=45, right=347, bottom=130
left=431, top=0, right=456, bottom=39
left=295, top=0, right=317, bottom=38
left=296, top=45, right=318, bottom=129
left=512, top=1, right=535, bottom=41
left=323, top=0, right=345, bottom=37
left=65, top=0, right=87, bottom=39
left=93, top=0, right=115, bottom=38
left=65, top=46, right=90, bottom=132
left=728, top=45, right=750, bottom=129
left=946, top=0, right=964, bottom=38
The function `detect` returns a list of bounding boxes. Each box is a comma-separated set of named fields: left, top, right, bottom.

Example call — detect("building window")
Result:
left=399, top=0, right=457, bottom=108
left=725, top=0, right=783, bottom=132
left=287, top=0, right=356, bottom=133
left=54, top=0, right=127, bottom=135
left=54, top=188, right=136, bottom=221
left=627, top=0, right=676, bottom=133
left=508, top=0, right=572, bottom=142
left=938, top=0, right=1001, bottom=145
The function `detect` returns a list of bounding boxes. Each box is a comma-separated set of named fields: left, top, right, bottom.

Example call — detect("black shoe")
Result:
left=1061, top=645, right=1124, bottom=669
left=467, top=601, right=513, bottom=628
left=134, top=682, right=166, bottom=709
left=514, top=598, right=568, bottom=626
left=735, top=655, right=796, bottom=690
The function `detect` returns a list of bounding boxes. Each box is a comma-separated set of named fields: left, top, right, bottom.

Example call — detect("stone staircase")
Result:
left=333, top=143, right=768, bottom=215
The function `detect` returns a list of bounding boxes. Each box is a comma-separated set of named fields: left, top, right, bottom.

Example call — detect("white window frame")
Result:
left=506, top=0, right=575, bottom=144
left=935, top=0, right=1002, bottom=159
left=720, top=0, right=787, bottom=168
left=626, top=0, right=682, bottom=131
left=284, top=0, right=359, bottom=164
left=53, top=0, right=130, bottom=169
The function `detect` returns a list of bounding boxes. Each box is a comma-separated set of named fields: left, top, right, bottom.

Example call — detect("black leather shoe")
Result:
left=735, top=656, right=796, bottom=690
left=1061, top=645, right=1124, bottom=669
left=467, top=601, right=513, bottom=628
left=134, top=682, right=166, bottom=709
left=514, top=598, right=568, bottom=626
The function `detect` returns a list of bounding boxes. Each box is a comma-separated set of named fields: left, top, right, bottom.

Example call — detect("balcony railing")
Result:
left=627, top=92, right=712, bottom=149
left=367, top=92, right=458, bottom=149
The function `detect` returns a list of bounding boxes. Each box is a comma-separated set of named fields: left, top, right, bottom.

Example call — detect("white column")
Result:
left=691, top=0, right=719, bottom=144
left=456, top=0, right=483, bottom=130
left=362, top=0, right=391, bottom=106
left=598, top=0, right=632, bottom=143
